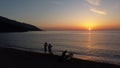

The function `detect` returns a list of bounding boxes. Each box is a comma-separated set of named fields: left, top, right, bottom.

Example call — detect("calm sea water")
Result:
left=0, top=31, right=120, bottom=65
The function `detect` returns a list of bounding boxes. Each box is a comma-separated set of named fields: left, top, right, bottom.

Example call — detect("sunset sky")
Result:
left=0, top=0, right=120, bottom=30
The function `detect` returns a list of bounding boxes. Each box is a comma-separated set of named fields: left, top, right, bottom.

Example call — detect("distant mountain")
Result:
left=0, top=16, right=42, bottom=32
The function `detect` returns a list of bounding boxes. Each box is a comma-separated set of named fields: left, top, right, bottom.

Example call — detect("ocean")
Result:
left=0, top=31, right=120, bottom=65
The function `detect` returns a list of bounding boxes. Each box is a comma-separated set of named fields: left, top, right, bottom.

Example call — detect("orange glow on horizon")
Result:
left=41, top=22, right=120, bottom=31
left=80, top=19, right=100, bottom=30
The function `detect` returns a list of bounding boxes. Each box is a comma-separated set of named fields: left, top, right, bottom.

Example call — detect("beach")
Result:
left=0, top=47, right=119, bottom=68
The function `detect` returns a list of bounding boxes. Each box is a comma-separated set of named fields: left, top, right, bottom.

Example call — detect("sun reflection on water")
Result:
left=87, top=31, right=92, bottom=48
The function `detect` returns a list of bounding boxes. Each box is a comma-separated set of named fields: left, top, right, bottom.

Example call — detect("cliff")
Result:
left=0, top=16, right=42, bottom=32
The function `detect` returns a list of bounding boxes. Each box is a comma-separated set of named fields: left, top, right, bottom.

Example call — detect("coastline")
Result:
left=0, top=47, right=119, bottom=68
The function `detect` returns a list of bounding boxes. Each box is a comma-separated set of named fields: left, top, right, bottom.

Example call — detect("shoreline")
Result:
left=0, top=47, right=120, bottom=68
left=1, top=45, right=120, bottom=66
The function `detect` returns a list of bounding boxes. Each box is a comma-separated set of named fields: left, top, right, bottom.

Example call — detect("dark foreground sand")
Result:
left=0, top=47, right=119, bottom=68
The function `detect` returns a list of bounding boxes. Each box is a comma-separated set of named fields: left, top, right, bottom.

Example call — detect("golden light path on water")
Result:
left=77, top=30, right=95, bottom=61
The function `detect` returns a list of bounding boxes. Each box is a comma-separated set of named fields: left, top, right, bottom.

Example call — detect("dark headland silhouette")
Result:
left=0, top=16, right=42, bottom=32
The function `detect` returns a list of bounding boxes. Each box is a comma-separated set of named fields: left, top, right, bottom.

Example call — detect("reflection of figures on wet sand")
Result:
left=44, top=42, right=53, bottom=54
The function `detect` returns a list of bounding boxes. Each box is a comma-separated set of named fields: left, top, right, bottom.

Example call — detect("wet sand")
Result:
left=0, top=47, right=119, bottom=68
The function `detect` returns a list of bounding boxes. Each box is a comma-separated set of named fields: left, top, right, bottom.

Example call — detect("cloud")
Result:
left=85, top=0, right=107, bottom=15
left=90, top=8, right=107, bottom=15
left=86, top=0, right=101, bottom=5
left=51, top=1, right=63, bottom=6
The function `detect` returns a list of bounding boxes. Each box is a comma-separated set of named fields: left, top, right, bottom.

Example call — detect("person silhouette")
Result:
left=61, top=50, right=73, bottom=61
left=44, top=42, right=48, bottom=53
left=48, top=44, right=53, bottom=54
left=61, top=50, right=68, bottom=61
left=65, top=52, right=73, bottom=61
left=61, top=50, right=67, bottom=58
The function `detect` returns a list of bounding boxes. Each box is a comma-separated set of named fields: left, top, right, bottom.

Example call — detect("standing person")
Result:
left=48, top=44, right=53, bottom=54
left=44, top=42, right=48, bottom=53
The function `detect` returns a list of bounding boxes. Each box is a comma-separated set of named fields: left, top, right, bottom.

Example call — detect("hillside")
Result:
left=0, top=16, right=42, bottom=32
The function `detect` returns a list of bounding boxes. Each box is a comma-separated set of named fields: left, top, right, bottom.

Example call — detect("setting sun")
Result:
left=89, top=27, right=91, bottom=31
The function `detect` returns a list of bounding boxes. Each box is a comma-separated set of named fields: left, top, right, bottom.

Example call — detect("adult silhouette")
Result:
left=48, top=44, right=53, bottom=54
left=44, top=42, right=48, bottom=53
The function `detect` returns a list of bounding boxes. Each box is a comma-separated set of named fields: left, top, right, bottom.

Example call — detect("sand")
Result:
left=0, top=47, right=119, bottom=68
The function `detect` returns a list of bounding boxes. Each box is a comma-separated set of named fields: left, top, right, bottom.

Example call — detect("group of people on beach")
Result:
left=44, top=42, right=73, bottom=61
left=44, top=42, right=53, bottom=54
